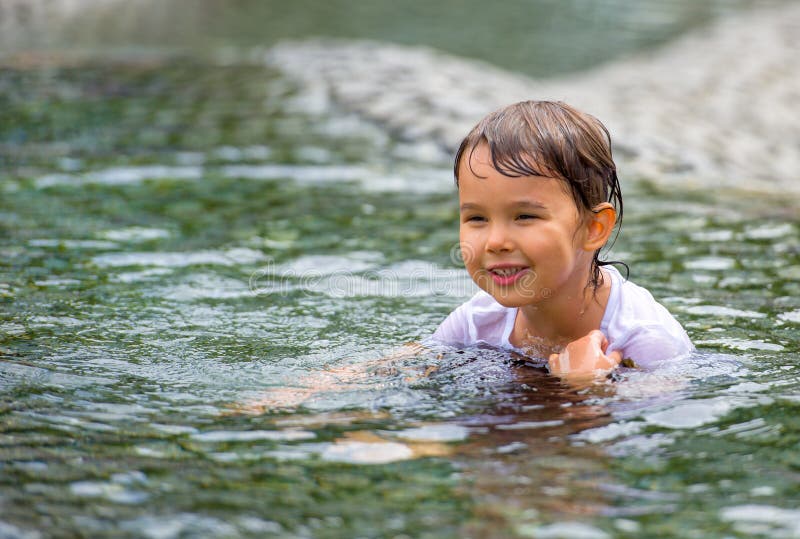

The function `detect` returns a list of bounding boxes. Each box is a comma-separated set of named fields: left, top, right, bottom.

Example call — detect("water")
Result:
left=2, top=4, right=800, bottom=539
left=1, top=0, right=782, bottom=76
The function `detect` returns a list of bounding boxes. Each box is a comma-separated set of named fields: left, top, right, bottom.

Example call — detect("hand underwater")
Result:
left=548, top=330, right=622, bottom=379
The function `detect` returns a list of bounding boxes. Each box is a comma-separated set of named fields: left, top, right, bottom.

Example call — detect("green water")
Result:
left=8, top=0, right=783, bottom=77
left=2, top=24, right=800, bottom=539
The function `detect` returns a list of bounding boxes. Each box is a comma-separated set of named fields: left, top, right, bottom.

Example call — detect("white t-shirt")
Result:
left=431, top=266, right=693, bottom=370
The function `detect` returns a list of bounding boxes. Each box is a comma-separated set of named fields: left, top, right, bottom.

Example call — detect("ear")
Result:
left=582, top=202, right=616, bottom=251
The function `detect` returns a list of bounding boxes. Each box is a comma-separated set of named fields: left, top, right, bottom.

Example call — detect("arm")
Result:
left=231, top=343, right=433, bottom=414
left=547, top=330, right=622, bottom=380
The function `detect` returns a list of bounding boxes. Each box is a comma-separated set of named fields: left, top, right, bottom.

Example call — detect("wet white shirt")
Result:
left=431, top=266, right=693, bottom=370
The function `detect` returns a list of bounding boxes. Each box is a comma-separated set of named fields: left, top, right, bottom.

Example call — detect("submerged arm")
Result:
left=232, top=342, right=432, bottom=414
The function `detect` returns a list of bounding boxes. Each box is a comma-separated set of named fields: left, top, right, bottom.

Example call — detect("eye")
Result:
left=464, top=215, right=486, bottom=223
left=517, top=214, right=538, bottom=220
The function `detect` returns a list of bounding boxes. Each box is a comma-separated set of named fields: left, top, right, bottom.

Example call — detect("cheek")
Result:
left=458, top=232, right=480, bottom=268
left=459, top=244, right=477, bottom=270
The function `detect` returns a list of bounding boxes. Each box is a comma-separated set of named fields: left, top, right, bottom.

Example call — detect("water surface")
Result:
left=2, top=18, right=800, bottom=539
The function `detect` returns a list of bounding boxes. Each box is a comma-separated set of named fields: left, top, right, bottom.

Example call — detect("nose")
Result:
left=485, top=222, right=513, bottom=253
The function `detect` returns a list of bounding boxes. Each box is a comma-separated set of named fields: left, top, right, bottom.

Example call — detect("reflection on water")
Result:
left=1, top=8, right=800, bottom=539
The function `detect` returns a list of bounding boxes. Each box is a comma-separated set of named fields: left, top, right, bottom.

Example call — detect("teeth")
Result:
left=493, top=268, right=523, bottom=277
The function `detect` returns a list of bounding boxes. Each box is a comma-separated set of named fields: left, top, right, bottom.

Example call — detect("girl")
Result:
left=238, top=100, right=693, bottom=415
left=432, top=100, right=692, bottom=378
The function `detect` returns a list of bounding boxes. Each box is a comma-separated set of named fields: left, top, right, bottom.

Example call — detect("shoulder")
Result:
left=431, top=291, right=513, bottom=347
left=603, top=266, right=682, bottom=328
left=603, top=267, right=693, bottom=368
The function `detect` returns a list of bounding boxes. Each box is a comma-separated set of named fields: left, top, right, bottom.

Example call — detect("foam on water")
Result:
left=359, top=167, right=454, bottom=194
left=34, top=162, right=455, bottom=193
left=110, top=267, right=174, bottom=283
left=253, top=255, right=476, bottom=299
left=720, top=505, right=800, bottom=536
left=0, top=521, right=42, bottom=539
left=149, top=424, right=199, bottom=435
left=520, top=522, right=611, bottom=539
left=220, top=163, right=368, bottom=183
left=0, top=323, right=25, bottom=336
left=100, top=227, right=171, bottom=242
left=743, top=223, right=796, bottom=240
left=29, top=239, right=119, bottom=249
left=0, top=362, right=115, bottom=390
left=265, top=252, right=383, bottom=276
left=689, top=229, right=735, bottom=242
left=778, top=309, right=800, bottom=324
left=395, top=423, right=470, bottom=442
left=0, top=283, right=14, bottom=298
left=694, top=338, right=785, bottom=352
left=321, top=440, right=414, bottom=464
left=496, top=420, right=565, bottom=431
left=32, top=278, right=81, bottom=287
left=190, top=429, right=316, bottom=443
left=683, top=257, right=736, bottom=271
left=91, top=248, right=266, bottom=268
left=574, top=421, right=644, bottom=445
left=34, top=166, right=203, bottom=188
left=27, top=316, right=85, bottom=328
left=212, top=145, right=272, bottom=161
left=643, top=397, right=749, bottom=430
left=683, top=305, right=766, bottom=319
left=120, top=513, right=239, bottom=539
left=159, top=273, right=252, bottom=301
left=70, top=480, right=149, bottom=505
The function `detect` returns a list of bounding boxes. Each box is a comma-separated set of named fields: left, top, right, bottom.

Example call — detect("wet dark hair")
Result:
left=454, top=100, right=627, bottom=291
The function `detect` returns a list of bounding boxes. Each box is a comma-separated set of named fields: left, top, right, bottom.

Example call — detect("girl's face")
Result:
left=457, top=144, right=594, bottom=308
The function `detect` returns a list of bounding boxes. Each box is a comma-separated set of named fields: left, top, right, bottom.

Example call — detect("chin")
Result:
left=487, top=291, right=539, bottom=308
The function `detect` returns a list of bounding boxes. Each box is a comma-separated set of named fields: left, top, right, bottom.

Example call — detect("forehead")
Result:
left=458, top=142, right=504, bottom=176
left=458, top=141, right=561, bottom=183
left=458, top=143, right=575, bottom=205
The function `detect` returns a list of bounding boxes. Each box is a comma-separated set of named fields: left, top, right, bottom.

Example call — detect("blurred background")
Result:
left=0, top=0, right=782, bottom=74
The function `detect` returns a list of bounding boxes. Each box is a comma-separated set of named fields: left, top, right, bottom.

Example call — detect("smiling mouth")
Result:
left=489, top=267, right=527, bottom=277
left=486, top=266, right=530, bottom=285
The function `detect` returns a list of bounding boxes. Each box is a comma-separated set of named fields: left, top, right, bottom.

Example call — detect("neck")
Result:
left=512, top=268, right=610, bottom=350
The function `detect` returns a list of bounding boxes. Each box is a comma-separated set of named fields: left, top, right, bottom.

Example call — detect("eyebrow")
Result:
left=459, top=200, right=547, bottom=211
left=512, top=200, right=547, bottom=210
